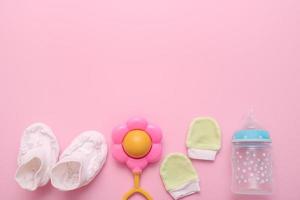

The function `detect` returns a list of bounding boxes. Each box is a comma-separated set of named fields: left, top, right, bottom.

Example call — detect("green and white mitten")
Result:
left=160, top=153, right=200, bottom=200
left=186, top=117, right=221, bottom=161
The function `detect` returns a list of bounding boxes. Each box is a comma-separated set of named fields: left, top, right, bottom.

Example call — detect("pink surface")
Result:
left=0, top=0, right=300, bottom=199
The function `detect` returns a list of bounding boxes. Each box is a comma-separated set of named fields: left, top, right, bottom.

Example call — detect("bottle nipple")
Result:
left=242, top=109, right=261, bottom=130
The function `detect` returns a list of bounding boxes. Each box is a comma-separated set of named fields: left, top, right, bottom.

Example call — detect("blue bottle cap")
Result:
left=232, top=129, right=271, bottom=142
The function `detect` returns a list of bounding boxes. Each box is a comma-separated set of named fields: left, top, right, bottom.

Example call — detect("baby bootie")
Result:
left=186, top=117, right=221, bottom=161
left=15, top=123, right=59, bottom=191
left=160, top=153, right=200, bottom=200
left=50, top=131, right=107, bottom=191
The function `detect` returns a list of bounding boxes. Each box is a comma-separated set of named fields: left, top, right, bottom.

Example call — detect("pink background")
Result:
left=1, top=0, right=300, bottom=199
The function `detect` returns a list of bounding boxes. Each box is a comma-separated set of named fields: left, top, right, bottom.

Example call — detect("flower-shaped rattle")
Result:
left=112, top=117, right=162, bottom=200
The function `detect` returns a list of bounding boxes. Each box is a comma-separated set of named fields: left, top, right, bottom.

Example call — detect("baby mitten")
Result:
left=160, top=153, right=200, bottom=200
left=186, top=117, right=221, bottom=161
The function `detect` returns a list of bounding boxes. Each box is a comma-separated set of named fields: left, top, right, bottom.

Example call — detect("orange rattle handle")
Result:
left=122, top=172, right=153, bottom=200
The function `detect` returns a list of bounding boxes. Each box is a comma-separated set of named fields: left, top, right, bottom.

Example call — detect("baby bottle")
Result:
left=231, top=112, right=272, bottom=195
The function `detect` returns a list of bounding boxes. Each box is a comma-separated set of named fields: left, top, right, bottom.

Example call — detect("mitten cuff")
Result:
left=169, top=180, right=200, bottom=200
left=187, top=148, right=217, bottom=161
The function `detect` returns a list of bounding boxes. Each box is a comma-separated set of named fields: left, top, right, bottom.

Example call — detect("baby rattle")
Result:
left=112, top=117, right=163, bottom=200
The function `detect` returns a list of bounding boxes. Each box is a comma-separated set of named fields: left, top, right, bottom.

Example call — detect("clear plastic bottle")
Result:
left=231, top=112, right=272, bottom=195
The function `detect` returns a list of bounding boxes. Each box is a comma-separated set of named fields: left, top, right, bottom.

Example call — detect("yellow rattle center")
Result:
left=122, top=130, right=152, bottom=158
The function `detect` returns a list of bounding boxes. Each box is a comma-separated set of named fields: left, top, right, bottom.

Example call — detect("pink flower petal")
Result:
left=112, top=124, right=128, bottom=144
left=146, top=124, right=162, bottom=143
left=126, top=158, right=148, bottom=173
left=127, top=117, right=148, bottom=130
left=112, top=144, right=128, bottom=163
left=146, top=144, right=162, bottom=163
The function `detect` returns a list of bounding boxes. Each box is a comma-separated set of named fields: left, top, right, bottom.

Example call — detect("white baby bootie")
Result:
left=15, top=123, right=60, bottom=191
left=50, top=131, right=107, bottom=191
